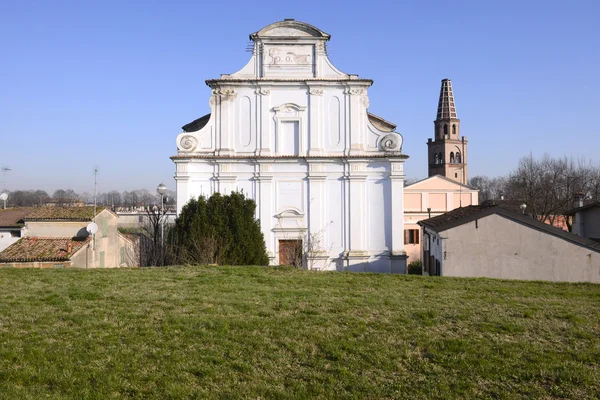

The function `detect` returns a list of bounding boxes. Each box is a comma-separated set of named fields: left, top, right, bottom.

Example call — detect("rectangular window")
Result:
left=10, top=231, right=21, bottom=238
left=279, top=121, right=299, bottom=156
left=404, top=229, right=420, bottom=244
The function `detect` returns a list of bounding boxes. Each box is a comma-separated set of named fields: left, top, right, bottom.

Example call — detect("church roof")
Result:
left=182, top=113, right=210, bottom=133
left=250, top=19, right=331, bottom=41
left=367, top=113, right=396, bottom=132
left=436, top=79, right=458, bottom=120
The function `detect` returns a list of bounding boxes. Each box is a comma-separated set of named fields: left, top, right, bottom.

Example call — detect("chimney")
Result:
left=574, top=193, right=584, bottom=208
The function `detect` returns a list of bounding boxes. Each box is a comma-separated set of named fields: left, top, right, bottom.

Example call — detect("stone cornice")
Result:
left=172, top=154, right=409, bottom=161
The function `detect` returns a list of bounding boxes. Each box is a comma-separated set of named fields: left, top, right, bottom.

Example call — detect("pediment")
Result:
left=406, top=175, right=474, bottom=191
left=252, top=20, right=330, bottom=40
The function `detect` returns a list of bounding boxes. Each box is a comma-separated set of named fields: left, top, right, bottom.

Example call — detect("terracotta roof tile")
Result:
left=0, top=237, right=90, bottom=262
left=23, top=206, right=104, bottom=221
left=0, top=208, right=34, bottom=227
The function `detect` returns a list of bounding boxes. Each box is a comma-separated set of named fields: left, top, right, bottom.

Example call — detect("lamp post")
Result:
left=156, top=183, right=167, bottom=243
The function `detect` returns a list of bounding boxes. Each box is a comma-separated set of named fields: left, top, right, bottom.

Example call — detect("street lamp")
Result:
left=520, top=203, right=527, bottom=215
left=156, top=183, right=167, bottom=242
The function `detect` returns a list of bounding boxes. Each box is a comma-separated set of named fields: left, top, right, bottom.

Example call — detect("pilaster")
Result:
left=255, top=165, right=275, bottom=263
left=307, top=86, right=323, bottom=156
left=344, top=161, right=369, bottom=268
left=307, top=163, right=328, bottom=268
left=390, top=160, right=407, bottom=273
left=256, top=88, right=271, bottom=156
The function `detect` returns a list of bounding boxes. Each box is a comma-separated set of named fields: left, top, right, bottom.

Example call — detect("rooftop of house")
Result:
left=0, top=208, right=34, bottom=228
left=418, top=204, right=600, bottom=253
left=0, top=236, right=91, bottom=262
left=566, top=201, right=600, bottom=216
left=23, top=206, right=106, bottom=222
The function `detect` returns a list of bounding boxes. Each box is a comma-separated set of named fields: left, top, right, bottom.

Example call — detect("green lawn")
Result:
left=0, top=266, right=599, bottom=399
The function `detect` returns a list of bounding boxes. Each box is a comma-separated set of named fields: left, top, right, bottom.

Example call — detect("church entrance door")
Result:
left=278, top=240, right=302, bottom=267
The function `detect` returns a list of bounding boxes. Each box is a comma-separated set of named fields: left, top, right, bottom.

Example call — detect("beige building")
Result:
left=404, top=175, right=478, bottom=262
left=403, top=79, right=478, bottom=264
left=0, top=207, right=136, bottom=268
left=418, top=204, right=600, bottom=282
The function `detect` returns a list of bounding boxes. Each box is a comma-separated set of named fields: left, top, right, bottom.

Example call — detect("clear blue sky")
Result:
left=1, top=0, right=598, bottom=193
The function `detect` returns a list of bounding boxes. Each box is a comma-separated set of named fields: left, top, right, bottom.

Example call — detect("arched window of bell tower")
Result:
left=438, top=152, right=444, bottom=164
left=443, top=124, right=448, bottom=137
left=456, top=152, right=461, bottom=163
left=450, top=152, right=455, bottom=164
left=452, top=124, right=456, bottom=136
left=434, top=153, right=439, bottom=164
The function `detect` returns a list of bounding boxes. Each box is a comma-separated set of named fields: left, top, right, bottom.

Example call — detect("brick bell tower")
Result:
left=427, top=78, right=468, bottom=184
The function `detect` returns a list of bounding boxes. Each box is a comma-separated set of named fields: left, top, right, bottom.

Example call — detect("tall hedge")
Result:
left=170, top=192, right=269, bottom=266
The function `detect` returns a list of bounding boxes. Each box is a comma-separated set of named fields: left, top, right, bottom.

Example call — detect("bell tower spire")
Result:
left=427, top=78, right=468, bottom=184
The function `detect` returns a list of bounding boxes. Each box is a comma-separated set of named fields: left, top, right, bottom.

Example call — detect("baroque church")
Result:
left=172, top=20, right=408, bottom=272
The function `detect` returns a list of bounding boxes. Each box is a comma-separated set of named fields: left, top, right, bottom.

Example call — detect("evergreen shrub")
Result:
left=169, top=192, right=269, bottom=266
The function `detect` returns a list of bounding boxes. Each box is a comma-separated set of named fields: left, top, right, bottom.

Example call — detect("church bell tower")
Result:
left=427, top=79, right=468, bottom=184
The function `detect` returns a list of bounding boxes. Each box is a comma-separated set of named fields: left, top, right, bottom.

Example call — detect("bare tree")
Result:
left=504, top=154, right=599, bottom=230
left=469, top=175, right=507, bottom=202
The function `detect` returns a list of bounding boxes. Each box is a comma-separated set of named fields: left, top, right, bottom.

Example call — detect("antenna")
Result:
left=1, top=166, right=11, bottom=192
left=93, top=166, right=99, bottom=250
left=93, top=166, right=99, bottom=220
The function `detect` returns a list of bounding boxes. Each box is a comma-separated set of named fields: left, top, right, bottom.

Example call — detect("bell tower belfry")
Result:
left=427, top=79, right=468, bottom=184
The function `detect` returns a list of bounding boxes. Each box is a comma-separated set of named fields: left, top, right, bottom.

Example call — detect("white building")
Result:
left=172, top=20, right=408, bottom=272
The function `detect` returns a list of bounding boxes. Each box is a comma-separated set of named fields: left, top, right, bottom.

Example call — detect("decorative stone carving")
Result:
left=255, top=89, right=270, bottom=95
left=315, top=41, right=326, bottom=55
left=212, top=89, right=236, bottom=96
left=180, top=135, right=198, bottom=151
left=380, top=133, right=401, bottom=152
left=345, top=88, right=364, bottom=95
left=360, top=93, right=369, bottom=108
left=176, top=163, right=188, bottom=173
left=309, top=88, right=324, bottom=96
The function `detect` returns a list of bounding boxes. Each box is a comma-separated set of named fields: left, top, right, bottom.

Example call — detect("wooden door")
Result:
left=278, top=240, right=302, bottom=267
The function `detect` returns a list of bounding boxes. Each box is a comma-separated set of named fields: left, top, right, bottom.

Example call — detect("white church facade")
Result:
left=172, top=20, right=408, bottom=272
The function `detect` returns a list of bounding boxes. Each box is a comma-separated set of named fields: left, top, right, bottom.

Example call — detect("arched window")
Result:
left=456, top=152, right=461, bottom=163
left=434, top=153, right=439, bottom=164
left=443, top=124, right=448, bottom=137
left=450, top=152, right=455, bottom=164
left=438, top=152, right=444, bottom=164
left=452, top=124, right=456, bottom=136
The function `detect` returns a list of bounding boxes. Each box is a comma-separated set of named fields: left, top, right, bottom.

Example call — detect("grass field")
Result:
left=0, top=266, right=599, bottom=399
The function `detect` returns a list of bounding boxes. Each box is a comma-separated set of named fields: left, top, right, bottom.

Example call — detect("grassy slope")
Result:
left=0, top=266, right=599, bottom=399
